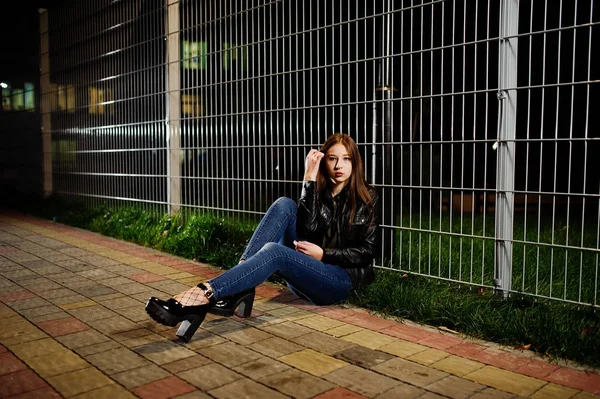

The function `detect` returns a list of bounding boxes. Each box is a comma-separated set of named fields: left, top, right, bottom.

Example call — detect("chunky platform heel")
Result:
left=209, top=288, right=255, bottom=318
left=176, top=317, right=204, bottom=342
left=145, top=283, right=215, bottom=342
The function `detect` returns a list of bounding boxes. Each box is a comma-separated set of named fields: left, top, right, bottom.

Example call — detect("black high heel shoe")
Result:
left=208, top=288, right=255, bottom=318
left=145, top=284, right=214, bottom=342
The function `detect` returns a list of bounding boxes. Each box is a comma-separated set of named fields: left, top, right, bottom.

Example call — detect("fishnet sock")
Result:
left=173, top=285, right=211, bottom=307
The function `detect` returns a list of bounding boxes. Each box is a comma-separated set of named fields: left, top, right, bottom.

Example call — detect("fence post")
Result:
left=166, top=0, right=181, bottom=215
left=494, top=0, right=519, bottom=297
left=39, top=9, right=52, bottom=198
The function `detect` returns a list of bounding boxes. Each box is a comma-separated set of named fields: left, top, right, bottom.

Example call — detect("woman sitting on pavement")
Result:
left=145, top=133, right=380, bottom=342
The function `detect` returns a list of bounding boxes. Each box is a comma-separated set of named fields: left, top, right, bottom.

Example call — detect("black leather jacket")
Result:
left=297, top=181, right=380, bottom=289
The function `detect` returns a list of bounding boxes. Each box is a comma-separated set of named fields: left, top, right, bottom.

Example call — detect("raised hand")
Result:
left=303, top=149, right=325, bottom=181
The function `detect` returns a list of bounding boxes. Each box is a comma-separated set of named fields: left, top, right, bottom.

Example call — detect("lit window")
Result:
left=222, top=42, right=248, bottom=70
left=12, top=89, right=24, bottom=111
left=88, top=86, right=113, bottom=115
left=182, top=40, right=207, bottom=70
left=24, top=82, right=35, bottom=111
left=182, top=93, right=202, bottom=116
left=57, top=84, right=75, bottom=113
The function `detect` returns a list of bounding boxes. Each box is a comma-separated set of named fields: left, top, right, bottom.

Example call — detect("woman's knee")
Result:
left=261, top=241, right=284, bottom=253
left=272, top=197, right=296, bottom=213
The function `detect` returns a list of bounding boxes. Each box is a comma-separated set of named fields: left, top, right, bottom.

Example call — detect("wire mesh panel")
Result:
left=44, top=0, right=599, bottom=306
left=48, top=0, right=168, bottom=211
left=178, top=0, right=382, bottom=218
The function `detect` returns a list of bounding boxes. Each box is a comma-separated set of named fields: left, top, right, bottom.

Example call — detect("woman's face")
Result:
left=325, top=143, right=353, bottom=187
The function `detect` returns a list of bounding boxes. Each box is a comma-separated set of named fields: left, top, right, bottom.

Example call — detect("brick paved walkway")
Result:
left=1, top=209, right=599, bottom=399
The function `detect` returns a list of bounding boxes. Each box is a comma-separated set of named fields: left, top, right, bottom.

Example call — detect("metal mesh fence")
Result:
left=43, top=0, right=599, bottom=306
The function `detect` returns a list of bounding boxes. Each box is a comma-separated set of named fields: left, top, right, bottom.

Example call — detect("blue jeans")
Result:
left=207, top=197, right=353, bottom=306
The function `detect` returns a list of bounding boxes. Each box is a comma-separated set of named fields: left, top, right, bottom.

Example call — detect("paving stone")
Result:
left=92, top=292, right=126, bottom=302
left=372, top=382, right=426, bottom=399
left=9, top=337, right=66, bottom=359
left=47, top=294, right=88, bottom=306
left=0, top=327, right=48, bottom=347
left=0, top=319, right=39, bottom=340
left=132, top=375, right=196, bottom=399
left=515, top=359, right=561, bottom=379
left=62, top=279, right=99, bottom=291
left=198, top=341, right=262, bottom=368
left=529, top=382, right=580, bottom=399
left=293, top=314, right=346, bottom=331
left=249, top=336, right=304, bottom=358
left=60, top=300, right=98, bottom=310
left=77, top=269, right=119, bottom=280
left=147, top=280, right=192, bottom=296
left=333, top=346, right=395, bottom=369
left=23, top=280, right=64, bottom=293
left=179, top=363, right=243, bottom=391
left=201, top=318, right=247, bottom=335
left=47, top=367, right=115, bottom=397
left=78, top=255, right=121, bottom=267
left=258, top=368, right=336, bottom=399
left=74, top=340, right=123, bottom=357
left=254, top=299, right=289, bottom=312
left=371, top=357, right=449, bottom=387
left=0, top=369, right=48, bottom=398
left=233, top=357, right=291, bottom=380
left=0, top=351, right=28, bottom=375
left=67, top=304, right=117, bottom=322
left=467, top=387, right=520, bottom=399
left=339, top=329, right=396, bottom=350
left=430, top=354, right=485, bottom=377
left=32, top=265, right=66, bottom=275
left=267, top=305, right=311, bottom=318
left=209, top=378, right=290, bottom=399
left=72, top=284, right=119, bottom=298
left=463, top=366, right=547, bottom=397
left=546, top=367, right=600, bottom=394
left=6, top=385, right=63, bottom=399
left=279, top=349, right=348, bottom=377
left=8, top=297, right=51, bottom=311
left=312, top=387, right=369, bottom=399
left=571, top=392, right=600, bottom=399
left=56, top=329, right=111, bottom=349
left=111, top=328, right=154, bottom=342
left=87, top=315, right=140, bottom=335
left=261, top=321, right=314, bottom=340
left=114, top=282, right=152, bottom=295
left=134, top=340, right=197, bottom=365
left=378, top=339, right=429, bottom=358
left=425, top=375, right=487, bottom=399
left=104, top=264, right=146, bottom=276
left=406, top=348, right=452, bottom=365
left=24, top=349, right=90, bottom=378
left=469, top=347, right=533, bottom=371
left=244, top=313, right=287, bottom=327
left=112, top=364, right=172, bottom=389
left=85, top=347, right=151, bottom=374
left=98, top=296, right=141, bottom=310
left=163, top=354, right=213, bottom=374
left=70, top=383, right=139, bottom=399
left=114, top=305, right=152, bottom=322
left=18, top=304, right=63, bottom=319
left=292, top=331, right=356, bottom=355
left=37, top=316, right=90, bottom=337
left=220, top=325, right=274, bottom=345
left=323, top=364, right=400, bottom=397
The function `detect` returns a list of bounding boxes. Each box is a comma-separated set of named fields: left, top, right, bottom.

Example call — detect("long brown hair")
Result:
left=316, top=133, right=374, bottom=224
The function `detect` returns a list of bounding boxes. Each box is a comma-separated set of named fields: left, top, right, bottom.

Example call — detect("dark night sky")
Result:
left=0, top=0, right=63, bottom=79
